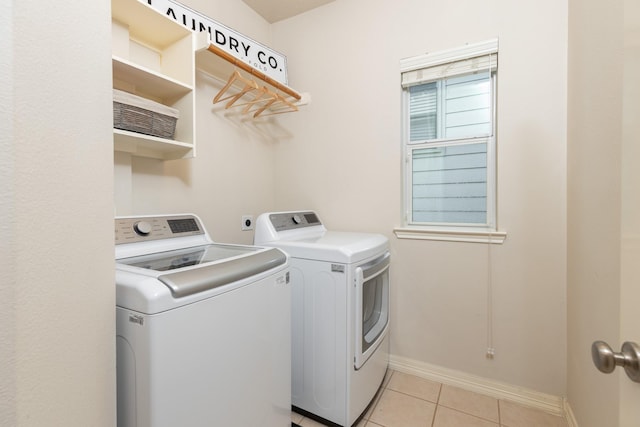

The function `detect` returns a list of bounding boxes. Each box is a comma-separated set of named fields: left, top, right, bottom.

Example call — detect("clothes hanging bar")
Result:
left=207, top=43, right=302, bottom=101
left=252, top=91, right=298, bottom=118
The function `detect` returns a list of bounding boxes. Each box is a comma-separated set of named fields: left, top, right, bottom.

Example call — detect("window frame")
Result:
left=395, top=39, right=506, bottom=244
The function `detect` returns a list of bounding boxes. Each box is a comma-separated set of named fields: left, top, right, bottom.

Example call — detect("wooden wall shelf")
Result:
left=111, top=0, right=196, bottom=160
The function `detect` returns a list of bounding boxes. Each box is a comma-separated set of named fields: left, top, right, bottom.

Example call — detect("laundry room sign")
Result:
left=142, top=0, right=289, bottom=85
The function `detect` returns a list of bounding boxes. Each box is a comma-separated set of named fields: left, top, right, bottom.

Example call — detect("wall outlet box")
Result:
left=242, top=215, right=254, bottom=231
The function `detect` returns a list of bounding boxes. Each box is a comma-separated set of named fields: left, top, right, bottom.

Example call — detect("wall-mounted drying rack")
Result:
left=196, top=39, right=308, bottom=118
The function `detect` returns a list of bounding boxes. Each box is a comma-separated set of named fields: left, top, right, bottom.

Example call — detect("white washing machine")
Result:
left=254, top=211, right=390, bottom=427
left=115, top=214, right=291, bottom=427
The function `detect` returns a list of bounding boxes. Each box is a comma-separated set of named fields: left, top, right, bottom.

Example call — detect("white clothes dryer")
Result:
left=115, top=214, right=291, bottom=427
left=255, top=211, right=390, bottom=427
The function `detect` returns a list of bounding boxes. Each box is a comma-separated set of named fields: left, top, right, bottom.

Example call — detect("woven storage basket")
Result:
left=113, top=89, right=179, bottom=139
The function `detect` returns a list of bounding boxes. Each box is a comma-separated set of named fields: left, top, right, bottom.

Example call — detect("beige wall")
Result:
left=272, top=0, right=569, bottom=395
left=1, top=1, right=115, bottom=426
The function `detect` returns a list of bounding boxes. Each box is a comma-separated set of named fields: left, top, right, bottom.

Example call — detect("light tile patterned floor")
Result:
left=291, top=369, right=568, bottom=427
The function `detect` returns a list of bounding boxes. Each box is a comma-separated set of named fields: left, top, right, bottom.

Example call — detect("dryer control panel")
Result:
left=115, top=214, right=204, bottom=244
left=269, top=211, right=321, bottom=231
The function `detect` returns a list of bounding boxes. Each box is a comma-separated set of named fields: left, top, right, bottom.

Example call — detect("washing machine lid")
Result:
left=115, top=214, right=289, bottom=313
left=118, top=243, right=256, bottom=272
left=117, top=244, right=287, bottom=298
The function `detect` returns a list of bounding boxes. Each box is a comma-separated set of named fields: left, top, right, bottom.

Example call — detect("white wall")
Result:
left=0, top=4, right=15, bottom=422
left=272, top=0, right=568, bottom=395
left=114, top=0, right=278, bottom=245
left=1, top=1, right=114, bottom=426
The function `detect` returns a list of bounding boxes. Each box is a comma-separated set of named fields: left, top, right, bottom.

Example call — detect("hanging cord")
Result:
left=485, top=51, right=496, bottom=360
left=486, top=230, right=495, bottom=359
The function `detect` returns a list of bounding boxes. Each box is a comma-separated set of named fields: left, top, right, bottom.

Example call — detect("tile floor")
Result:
left=290, top=369, right=568, bottom=427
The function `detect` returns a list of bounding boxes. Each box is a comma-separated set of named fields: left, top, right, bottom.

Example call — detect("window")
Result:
left=400, top=40, right=499, bottom=236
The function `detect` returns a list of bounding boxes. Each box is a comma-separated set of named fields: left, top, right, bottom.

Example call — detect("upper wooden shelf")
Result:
left=112, top=0, right=191, bottom=51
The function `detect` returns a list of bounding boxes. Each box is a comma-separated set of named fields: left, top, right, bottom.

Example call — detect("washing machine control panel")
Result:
left=269, top=211, right=321, bottom=231
left=115, top=215, right=204, bottom=244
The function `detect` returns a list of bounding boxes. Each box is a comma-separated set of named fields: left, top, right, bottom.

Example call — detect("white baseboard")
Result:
left=389, top=355, right=568, bottom=418
left=564, top=399, right=579, bottom=427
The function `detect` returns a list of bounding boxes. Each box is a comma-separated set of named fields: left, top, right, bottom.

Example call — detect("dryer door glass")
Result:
left=355, top=252, right=390, bottom=369
left=362, top=274, right=384, bottom=352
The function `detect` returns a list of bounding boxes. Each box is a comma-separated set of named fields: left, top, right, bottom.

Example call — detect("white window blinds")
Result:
left=401, top=39, right=498, bottom=88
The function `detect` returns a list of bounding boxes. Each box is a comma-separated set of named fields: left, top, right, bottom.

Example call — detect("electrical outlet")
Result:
left=486, top=348, right=495, bottom=359
left=241, top=215, right=254, bottom=231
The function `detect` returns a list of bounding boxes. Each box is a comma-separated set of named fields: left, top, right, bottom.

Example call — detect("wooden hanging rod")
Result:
left=206, top=43, right=302, bottom=101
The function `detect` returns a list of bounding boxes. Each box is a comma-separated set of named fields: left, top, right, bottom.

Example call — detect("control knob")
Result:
left=133, top=221, right=152, bottom=236
left=292, top=214, right=303, bottom=224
